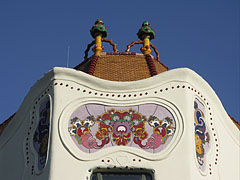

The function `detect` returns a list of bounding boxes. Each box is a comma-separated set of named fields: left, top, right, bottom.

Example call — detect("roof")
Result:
left=74, top=52, right=168, bottom=81
left=229, top=115, right=240, bottom=130
left=0, top=113, right=15, bottom=136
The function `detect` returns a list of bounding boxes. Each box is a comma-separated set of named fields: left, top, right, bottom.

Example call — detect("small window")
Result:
left=91, top=169, right=153, bottom=180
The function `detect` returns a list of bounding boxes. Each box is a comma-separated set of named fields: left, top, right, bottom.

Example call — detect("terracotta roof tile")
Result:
left=74, top=53, right=168, bottom=81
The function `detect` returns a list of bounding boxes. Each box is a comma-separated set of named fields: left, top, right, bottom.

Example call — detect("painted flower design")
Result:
left=68, top=106, right=176, bottom=153
left=95, top=109, right=148, bottom=146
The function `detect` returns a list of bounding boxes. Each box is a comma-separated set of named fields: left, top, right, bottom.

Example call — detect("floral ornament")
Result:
left=68, top=106, right=176, bottom=153
left=96, top=109, right=148, bottom=146
left=134, top=116, right=175, bottom=149
left=194, top=101, right=210, bottom=171
left=69, top=115, right=103, bottom=149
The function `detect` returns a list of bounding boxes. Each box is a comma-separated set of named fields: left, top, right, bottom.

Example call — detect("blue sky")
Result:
left=0, top=0, right=239, bottom=123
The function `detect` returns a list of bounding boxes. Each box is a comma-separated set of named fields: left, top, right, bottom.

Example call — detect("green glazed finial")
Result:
left=137, top=21, right=155, bottom=40
left=90, top=18, right=108, bottom=39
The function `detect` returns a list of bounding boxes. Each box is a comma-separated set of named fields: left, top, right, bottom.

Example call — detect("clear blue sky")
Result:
left=0, top=0, right=239, bottom=124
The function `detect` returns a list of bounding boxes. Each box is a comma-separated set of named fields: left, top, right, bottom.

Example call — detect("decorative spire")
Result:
left=137, top=21, right=155, bottom=55
left=90, top=18, right=108, bottom=56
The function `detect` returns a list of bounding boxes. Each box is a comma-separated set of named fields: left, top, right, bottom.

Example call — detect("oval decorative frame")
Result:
left=59, top=97, right=183, bottom=161
left=193, top=97, right=211, bottom=175
left=31, top=95, right=52, bottom=174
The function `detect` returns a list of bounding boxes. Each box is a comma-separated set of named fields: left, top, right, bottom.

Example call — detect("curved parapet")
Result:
left=0, top=67, right=239, bottom=180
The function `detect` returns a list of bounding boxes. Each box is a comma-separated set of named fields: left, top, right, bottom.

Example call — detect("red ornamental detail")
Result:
left=88, top=55, right=99, bottom=75
left=145, top=54, right=157, bottom=76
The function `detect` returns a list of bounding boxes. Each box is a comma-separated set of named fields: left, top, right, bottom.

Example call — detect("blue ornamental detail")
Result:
left=194, top=100, right=210, bottom=172
left=33, top=97, right=50, bottom=171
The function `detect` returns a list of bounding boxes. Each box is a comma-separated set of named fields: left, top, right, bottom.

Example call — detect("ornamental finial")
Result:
left=90, top=18, right=108, bottom=56
left=137, top=21, right=155, bottom=55
left=90, top=18, right=108, bottom=39
left=137, top=21, right=155, bottom=40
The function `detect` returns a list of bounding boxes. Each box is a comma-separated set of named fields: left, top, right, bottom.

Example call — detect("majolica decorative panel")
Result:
left=33, top=97, right=50, bottom=171
left=68, top=103, right=176, bottom=153
left=194, top=99, right=210, bottom=173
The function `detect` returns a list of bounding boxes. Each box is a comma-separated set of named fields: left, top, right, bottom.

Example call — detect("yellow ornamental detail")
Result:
left=141, top=36, right=152, bottom=55
left=95, top=35, right=103, bottom=56
left=195, top=134, right=203, bottom=156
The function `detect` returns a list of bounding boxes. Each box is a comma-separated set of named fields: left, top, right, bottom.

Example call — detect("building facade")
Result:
left=0, top=19, right=239, bottom=180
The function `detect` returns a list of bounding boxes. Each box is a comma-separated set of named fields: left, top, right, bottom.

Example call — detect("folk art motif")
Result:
left=33, top=97, right=50, bottom=171
left=68, top=104, right=176, bottom=153
left=194, top=99, right=210, bottom=172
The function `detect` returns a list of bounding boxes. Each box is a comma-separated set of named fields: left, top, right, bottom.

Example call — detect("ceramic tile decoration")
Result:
left=68, top=103, right=176, bottom=153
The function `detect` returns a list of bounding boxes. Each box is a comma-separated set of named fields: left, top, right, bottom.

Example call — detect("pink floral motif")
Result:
left=145, top=133, right=162, bottom=149
left=81, top=133, right=101, bottom=149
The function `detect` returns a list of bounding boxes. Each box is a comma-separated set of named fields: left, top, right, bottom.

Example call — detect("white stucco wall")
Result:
left=0, top=67, right=238, bottom=180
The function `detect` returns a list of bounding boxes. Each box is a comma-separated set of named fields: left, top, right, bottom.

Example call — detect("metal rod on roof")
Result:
left=67, top=45, right=70, bottom=67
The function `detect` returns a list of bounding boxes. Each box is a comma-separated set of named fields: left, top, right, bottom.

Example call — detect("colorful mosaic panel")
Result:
left=68, top=104, right=176, bottom=153
left=194, top=99, right=210, bottom=172
left=33, top=97, right=50, bottom=171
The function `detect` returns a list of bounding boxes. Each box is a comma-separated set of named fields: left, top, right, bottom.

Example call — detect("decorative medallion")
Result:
left=33, top=97, right=50, bottom=171
left=194, top=99, right=210, bottom=172
left=68, top=104, right=176, bottom=153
